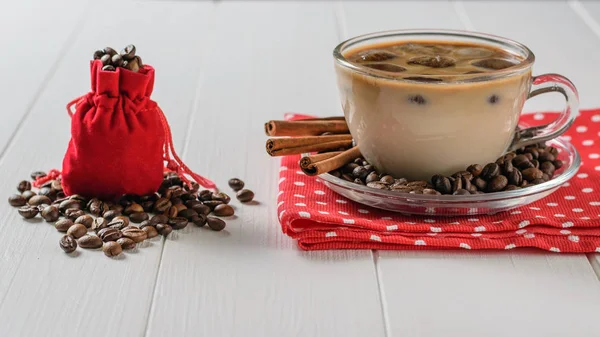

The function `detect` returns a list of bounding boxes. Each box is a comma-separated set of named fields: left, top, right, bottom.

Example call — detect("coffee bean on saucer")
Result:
left=236, top=189, right=255, bottom=203
left=432, top=175, right=451, bottom=194
left=354, top=178, right=365, bottom=185
left=103, top=241, right=122, bottom=257
left=207, top=217, right=226, bottom=231
left=507, top=170, right=523, bottom=186
left=228, top=178, right=245, bottom=191
left=505, top=185, right=521, bottom=191
left=487, top=175, right=508, bottom=192
left=343, top=163, right=359, bottom=174
left=452, top=189, right=470, bottom=195
left=466, top=164, right=483, bottom=177
left=481, top=163, right=500, bottom=180
left=18, top=206, right=39, bottom=219
left=380, top=175, right=395, bottom=185
left=365, top=172, right=379, bottom=184
left=213, top=204, right=234, bottom=217
left=501, top=160, right=514, bottom=175
left=78, top=235, right=103, bottom=249
left=512, top=154, right=529, bottom=167
left=352, top=166, right=368, bottom=180
left=539, top=152, right=555, bottom=162
left=542, top=173, right=551, bottom=181
left=55, top=219, right=74, bottom=232
left=553, top=160, right=563, bottom=169
left=522, top=168, right=543, bottom=181
left=423, top=188, right=441, bottom=195
left=407, top=181, right=429, bottom=188
left=341, top=173, right=354, bottom=182
left=531, top=178, right=545, bottom=185
left=60, top=235, right=77, bottom=253
left=41, top=205, right=59, bottom=222
left=450, top=176, right=462, bottom=193
left=366, top=181, right=388, bottom=189
left=471, top=177, right=486, bottom=191
left=540, top=161, right=555, bottom=176
left=524, top=147, right=539, bottom=159
left=530, top=159, right=540, bottom=169
left=9, top=194, right=26, bottom=207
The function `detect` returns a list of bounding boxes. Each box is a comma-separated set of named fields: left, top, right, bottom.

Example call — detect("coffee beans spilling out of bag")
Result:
left=93, top=44, right=144, bottom=73
left=8, top=172, right=257, bottom=258
left=330, top=141, right=564, bottom=195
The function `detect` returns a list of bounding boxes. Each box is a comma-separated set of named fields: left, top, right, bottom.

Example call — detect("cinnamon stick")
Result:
left=299, top=151, right=342, bottom=170
left=266, top=134, right=352, bottom=152
left=300, top=146, right=362, bottom=176
left=266, top=140, right=352, bottom=157
left=264, top=119, right=349, bottom=136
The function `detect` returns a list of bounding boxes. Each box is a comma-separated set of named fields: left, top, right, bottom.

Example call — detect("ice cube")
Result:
left=404, top=76, right=443, bottom=83
left=397, top=43, right=452, bottom=55
left=407, top=55, right=455, bottom=68
left=454, top=47, right=493, bottom=58
left=354, top=50, right=398, bottom=62
left=363, top=63, right=406, bottom=73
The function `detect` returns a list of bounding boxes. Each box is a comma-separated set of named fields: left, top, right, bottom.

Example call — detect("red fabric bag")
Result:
left=54, top=60, right=215, bottom=200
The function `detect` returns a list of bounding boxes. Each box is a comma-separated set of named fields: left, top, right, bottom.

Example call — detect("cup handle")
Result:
left=508, top=73, right=579, bottom=151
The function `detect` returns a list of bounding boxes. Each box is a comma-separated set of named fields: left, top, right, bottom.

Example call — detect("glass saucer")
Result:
left=316, top=137, right=580, bottom=216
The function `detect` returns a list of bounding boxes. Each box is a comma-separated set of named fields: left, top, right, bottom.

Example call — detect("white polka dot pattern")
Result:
left=276, top=111, right=600, bottom=253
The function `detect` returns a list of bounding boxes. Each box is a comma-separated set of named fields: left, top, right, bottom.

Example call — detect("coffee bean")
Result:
left=460, top=176, right=472, bottom=192
left=102, top=210, right=121, bottom=222
left=512, top=154, right=530, bottom=168
left=501, top=160, right=514, bottom=175
left=117, top=237, right=136, bottom=250
left=59, top=199, right=81, bottom=214
left=30, top=171, right=46, bottom=180
left=540, top=161, right=555, bottom=176
left=393, top=178, right=408, bottom=185
left=379, top=175, right=395, bottom=185
left=521, top=180, right=529, bottom=187
left=423, top=188, right=441, bottom=195
left=539, top=151, right=555, bottom=162
left=236, top=189, right=255, bottom=203
left=55, top=219, right=74, bottom=232
left=75, top=215, right=94, bottom=228
left=407, top=181, right=429, bottom=188
left=168, top=186, right=187, bottom=199
left=409, top=189, right=424, bottom=194
left=111, top=54, right=124, bottom=67
left=341, top=173, right=354, bottom=182
left=343, top=163, right=359, bottom=174
left=102, top=64, right=116, bottom=71
left=171, top=197, right=184, bottom=205
left=38, top=186, right=55, bottom=200
left=212, top=204, right=234, bottom=217
left=518, top=161, right=535, bottom=170
left=505, top=185, right=521, bottom=191
left=487, top=175, right=508, bottom=192
left=78, top=235, right=103, bottom=249
left=472, top=177, right=487, bottom=191
left=542, top=173, right=550, bottom=181
left=60, top=235, right=77, bottom=253
left=104, top=46, right=117, bottom=56
left=531, top=178, right=545, bottom=185
left=450, top=176, right=462, bottom=193
left=553, top=160, right=563, bottom=169
left=177, top=208, right=198, bottom=220
left=522, top=168, right=543, bottom=181
left=524, top=147, right=539, bottom=159
left=432, top=175, right=451, bottom=194
left=207, top=217, right=226, bottom=231
left=124, top=203, right=144, bottom=215
left=530, top=159, right=539, bottom=169
left=467, top=183, right=478, bottom=193
left=98, top=227, right=122, bottom=242
left=352, top=166, right=368, bottom=180
left=51, top=180, right=63, bottom=191
left=166, top=206, right=178, bottom=218
left=139, top=220, right=153, bottom=229
left=156, top=224, right=173, bottom=236
left=41, top=205, right=59, bottom=222
left=150, top=214, right=169, bottom=225
left=108, top=218, right=128, bottom=231
left=17, top=180, right=31, bottom=193
left=174, top=204, right=187, bottom=213
left=65, top=209, right=85, bottom=221
left=119, top=44, right=136, bottom=60
left=168, top=217, right=188, bottom=230
left=466, top=164, right=483, bottom=177
left=481, top=163, right=500, bottom=180
left=142, top=226, right=158, bottom=239
left=28, top=195, right=51, bottom=206
left=390, top=186, right=412, bottom=193
left=366, top=181, right=387, bottom=189
left=153, top=198, right=172, bottom=213
left=203, top=200, right=224, bottom=211
left=365, top=172, right=379, bottom=184
left=126, top=56, right=140, bottom=72
left=92, top=217, right=109, bottom=232
left=67, top=224, right=87, bottom=239
left=122, top=228, right=147, bottom=243
left=22, top=190, right=36, bottom=201
left=18, top=205, right=39, bottom=219
left=192, top=214, right=207, bottom=227
left=130, top=212, right=149, bottom=223
left=523, top=153, right=533, bottom=161
left=9, top=194, right=26, bottom=207
left=354, top=178, right=365, bottom=185
left=212, top=192, right=231, bottom=204
left=93, top=50, right=105, bottom=60
left=507, top=170, right=523, bottom=186
left=452, top=189, right=470, bottom=195
left=103, top=241, right=122, bottom=257
left=100, top=54, right=111, bottom=65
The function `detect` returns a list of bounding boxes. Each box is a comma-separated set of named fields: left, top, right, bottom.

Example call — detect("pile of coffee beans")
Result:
left=93, top=44, right=143, bottom=73
left=8, top=172, right=255, bottom=258
left=331, top=141, right=564, bottom=195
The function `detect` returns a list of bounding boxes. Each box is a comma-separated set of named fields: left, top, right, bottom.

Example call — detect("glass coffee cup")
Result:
left=333, top=29, right=579, bottom=182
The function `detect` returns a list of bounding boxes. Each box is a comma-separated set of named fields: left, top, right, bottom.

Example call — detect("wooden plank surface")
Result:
left=0, top=1, right=217, bottom=336
left=341, top=1, right=600, bottom=336
left=144, top=2, right=386, bottom=337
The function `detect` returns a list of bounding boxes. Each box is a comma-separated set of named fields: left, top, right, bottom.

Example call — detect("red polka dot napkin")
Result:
left=277, top=110, right=600, bottom=252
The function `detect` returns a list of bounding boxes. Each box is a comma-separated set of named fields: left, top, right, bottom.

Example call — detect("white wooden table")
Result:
left=1, top=1, right=600, bottom=336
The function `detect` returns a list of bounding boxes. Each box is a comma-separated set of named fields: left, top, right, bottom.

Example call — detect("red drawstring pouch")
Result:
left=42, top=59, right=215, bottom=200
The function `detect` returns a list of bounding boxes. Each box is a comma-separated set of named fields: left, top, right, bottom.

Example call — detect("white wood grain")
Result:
left=341, top=1, right=600, bottom=336
left=0, top=0, right=87, bottom=157
left=145, top=2, right=386, bottom=337
left=0, top=1, right=217, bottom=336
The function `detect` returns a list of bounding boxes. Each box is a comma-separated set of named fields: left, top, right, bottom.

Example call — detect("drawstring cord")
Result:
left=32, top=169, right=61, bottom=188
